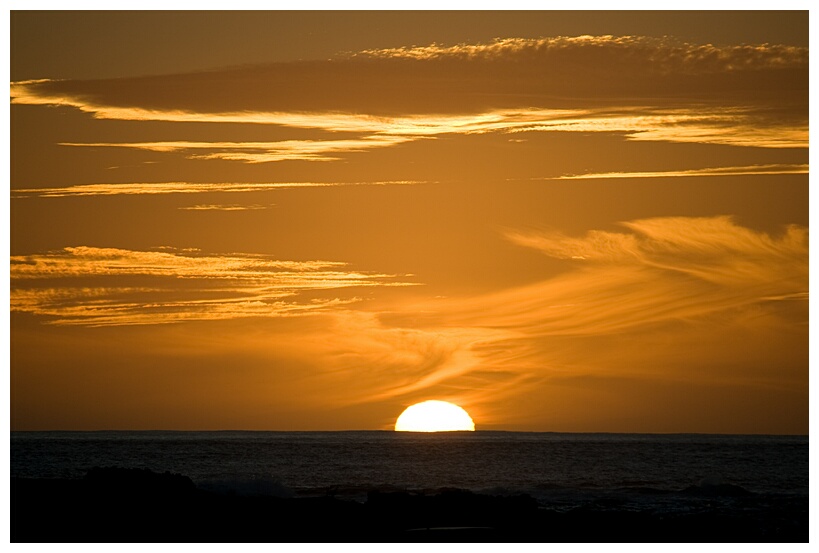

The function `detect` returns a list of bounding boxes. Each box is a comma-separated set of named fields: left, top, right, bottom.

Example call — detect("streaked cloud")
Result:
left=553, top=164, right=809, bottom=180
left=326, top=217, right=808, bottom=410
left=178, top=204, right=272, bottom=211
left=264, top=309, right=523, bottom=410
left=13, top=180, right=424, bottom=198
left=510, top=108, right=807, bottom=148
left=11, top=246, right=344, bottom=278
left=10, top=35, right=807, bottom=152
left=504, top=216, right=807, bottom=287
left=48, top=106, right=807, bottom=155
left=357, top=36, right=807, bottom=71
left=486, top=217, right=809, bottom=342
left=239, top=216, right=806, bottom=424
left=10, top=80, right=581, bottom=132
left=10, top=246, right=418, bottom=326
left=59, top=136, right=415, bottom=163
left=19, top=104, right=806, bottom=151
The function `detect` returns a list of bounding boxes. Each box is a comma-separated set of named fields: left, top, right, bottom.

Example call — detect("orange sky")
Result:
left=9, top=10, right=809, bottom=433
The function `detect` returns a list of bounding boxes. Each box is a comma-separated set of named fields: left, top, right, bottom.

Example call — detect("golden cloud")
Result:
left=555, top=164, right=809, bottom=180
left=58, top=136, right=416, bottom=163
left=356, top=36, right=807, bottom=72
left=10, top=246, right=418, bottom=325
left=38, top=105, right=808, bottom=162
left=177, top=204, right=272, bottom=211
left=13, top=180, right=425, bottom=198
left=10, top=35, right=807, bottom=157
left=323, top=217, right=808, bottom=407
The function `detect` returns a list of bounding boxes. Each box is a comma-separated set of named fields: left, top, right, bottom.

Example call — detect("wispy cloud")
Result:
left=10, top=246, right=417, bottom=326
left=509, top=108, right=808, bottom=148
left=356, top=36, right=807, bottom=71
left=553, top=164, right=809, bottom=180
left=269, top=309, right=522, bottom=409
left=313, top=217, right=808, bottom=413
left=9, top=80, right=581, bottom=132
left=22, top=105, right=807, bottom=151
left=13, top=180, right=424, bottom=198
left=504, top=216, right=807, bottom=288
left=178, top=204, right=272, bottom=211
left=42, top=106, right=808, bottom=162
left=477, top=217, right=809, bottom=346
left=59, top=136, right=415, bottom=163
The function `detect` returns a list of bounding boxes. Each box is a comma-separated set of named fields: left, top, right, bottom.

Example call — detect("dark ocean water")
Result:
left=11, top=431, right=807, bottom=511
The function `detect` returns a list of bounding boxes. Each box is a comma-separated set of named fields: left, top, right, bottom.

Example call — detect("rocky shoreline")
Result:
left=11, top=467, right=808, bottom=542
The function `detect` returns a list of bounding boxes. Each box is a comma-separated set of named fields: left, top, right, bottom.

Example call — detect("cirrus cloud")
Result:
left=278, top=217, right=807, bottom=419
left=10, top=246, right=418, bottom=326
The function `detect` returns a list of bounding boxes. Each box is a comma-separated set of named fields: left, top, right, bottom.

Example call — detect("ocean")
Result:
left=11, top=431, right=807, bottom=500
left=11, top=431, right=809, bottom=541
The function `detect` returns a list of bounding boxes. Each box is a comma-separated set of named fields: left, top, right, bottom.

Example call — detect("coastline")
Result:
left=11, top=467, right=808, bottom=543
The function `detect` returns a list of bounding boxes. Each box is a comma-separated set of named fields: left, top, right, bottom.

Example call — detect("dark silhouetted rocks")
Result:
left=10, top=467, right=807, bottom=542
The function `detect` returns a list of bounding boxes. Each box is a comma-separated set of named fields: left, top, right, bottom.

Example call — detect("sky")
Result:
left=8, top=9, right=809, bottom=433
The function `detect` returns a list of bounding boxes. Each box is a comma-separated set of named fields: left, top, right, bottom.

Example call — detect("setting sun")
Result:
left=394, top=400, right=475, bottom=432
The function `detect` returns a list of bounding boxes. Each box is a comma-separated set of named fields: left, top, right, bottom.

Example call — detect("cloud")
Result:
left=58, top=136, right=416, bottom=163
left=12, top=218, right=805, bottom=429
left=553, top=164, right=809, bottom=180
left=10, top=78, right=583, bottom=131
left=10, top=246, right=418, bottom=326
left=356, top=36, right=807, bottom=72
left=13, top=180, right=425, bottom=198
left=48, top=107, right=807, bottom=154
left=11, top=246, right=348, bottom=278
left=452, top=218, right=809, bottom=354
left=510, top=108, right=808, bottom=148
left=12, top=36, right=807, bottom=114
left=505, top=216, right=807, bottom=288
left=10, top=36, right=807, bottom=153
left=269, top=309, right=524, bottom=409
left=177, top=204, right=272, bottom=211
left=317, top=217, right=807, bottom=412
left=14, top=103, right=807, bottom=152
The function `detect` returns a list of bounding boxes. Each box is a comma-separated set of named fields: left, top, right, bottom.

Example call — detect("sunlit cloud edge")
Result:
left=11, top=78, right=807, bottom=151
left=12, top=180, right=428, bottom=198
left=11, top=246, right=420, bottom=326
left=552, top=164, right=809, bottom=180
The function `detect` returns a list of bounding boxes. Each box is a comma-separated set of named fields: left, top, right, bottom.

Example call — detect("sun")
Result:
left=394, top=400, right=475, bottom=432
